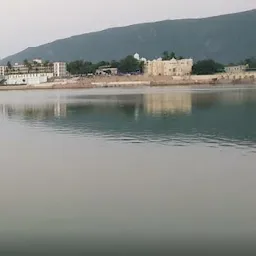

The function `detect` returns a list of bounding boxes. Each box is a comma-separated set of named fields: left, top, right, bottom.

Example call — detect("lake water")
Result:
left=0, top=87, right=256, bottom=255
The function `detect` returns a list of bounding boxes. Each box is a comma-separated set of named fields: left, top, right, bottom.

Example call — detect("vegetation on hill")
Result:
left=1, top=9, right=256, bottom=65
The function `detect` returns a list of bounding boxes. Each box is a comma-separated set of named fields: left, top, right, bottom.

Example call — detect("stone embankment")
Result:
left=149, top=72, right=256, bottom=86
left=0, top=72, right=256, bottom=91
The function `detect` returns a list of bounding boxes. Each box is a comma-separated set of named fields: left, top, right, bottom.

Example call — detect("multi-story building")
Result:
left=54, top=62, right=67, bottom=77
left=0, top=59, right=67, bottom=85
left=144, top=58, right=193, bottom=76
left=3, top=64, right=54, bottom=75
left=0, top=66, right=6, bottom=76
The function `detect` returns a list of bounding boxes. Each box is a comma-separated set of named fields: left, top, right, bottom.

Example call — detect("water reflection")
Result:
left=144, top=92, right=192, bottom=115
left=1, top=89, right=256, bottom=148
left=0, top=102, right=67, bottom=119
left=1, top=88, right=256, bottom=255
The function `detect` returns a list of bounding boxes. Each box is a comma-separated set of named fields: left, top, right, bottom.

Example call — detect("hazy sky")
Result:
left=1, top=0, right=255, bottom=58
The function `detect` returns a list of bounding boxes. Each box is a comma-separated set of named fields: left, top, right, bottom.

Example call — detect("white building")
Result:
left=0, top=66, right=5, bottom=76
left=5, top=73, right=54, bottom=85
left=0, top=60, right=67, bottom=85
left=54, top=62, right=67, bottom=77
left=224, top=65, right=248, bottom=73
left=144, top=58, right=193, bottom=76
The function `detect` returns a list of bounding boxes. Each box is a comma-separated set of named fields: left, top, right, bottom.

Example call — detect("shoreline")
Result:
left=0, top=74, right=256, bottom=91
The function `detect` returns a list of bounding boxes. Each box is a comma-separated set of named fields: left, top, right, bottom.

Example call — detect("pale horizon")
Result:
left=1, top=0, right=256, bottom=59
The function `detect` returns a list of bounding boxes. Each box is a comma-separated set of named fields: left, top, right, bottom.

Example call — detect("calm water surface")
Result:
left=0, top=87, right=256, bottom=255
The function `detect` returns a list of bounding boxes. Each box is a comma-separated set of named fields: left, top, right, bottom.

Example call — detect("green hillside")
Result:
left=2, top=9, right=256, bottom=64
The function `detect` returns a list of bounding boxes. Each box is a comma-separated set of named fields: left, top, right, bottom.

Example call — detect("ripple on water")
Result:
left=5, top=115, right=256, bottom=153
left=2, top=87, right=256, bottom=153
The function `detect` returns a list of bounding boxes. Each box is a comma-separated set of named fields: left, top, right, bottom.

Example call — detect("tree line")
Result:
left=5, top=52, right=256, bottom=76
left=66, top=51, right=185, bottom=75
left=161, top=51, right=256, bottom=75
left=66, top=51, right=256, bottom=76
left=67, top=55, right=144, bottom=75
left=192, top=57, right=256, bottom=75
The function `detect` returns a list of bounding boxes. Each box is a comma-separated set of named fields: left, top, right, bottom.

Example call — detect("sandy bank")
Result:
left=0, top=73, right=256, bottom=91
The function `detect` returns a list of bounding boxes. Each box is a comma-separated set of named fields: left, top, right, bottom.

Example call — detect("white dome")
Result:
left=134, top=53, right=140, bottom=60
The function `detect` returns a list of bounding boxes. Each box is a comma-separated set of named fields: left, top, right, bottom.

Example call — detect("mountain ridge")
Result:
left=2, top=9, right=256, bottom=64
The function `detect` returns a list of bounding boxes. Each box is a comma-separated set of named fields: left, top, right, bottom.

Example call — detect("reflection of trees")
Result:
left=118, top=104, right=137, bottom=117
left=66, top=94, right=144, bottom=118
left=218, top=90, right=256, bottom=104
left=23, top=107, right=55, bottom=119
left=192, top=93, right=218, bottom=110
left=68, top=105, right=95, bottom=115
left=70, top=93, right=194, bottom=118
left=68, top=103, right=139, bottom=118
left=192, top=90, right=256, bottom=110
left=1, top=92, right=256, bottom=146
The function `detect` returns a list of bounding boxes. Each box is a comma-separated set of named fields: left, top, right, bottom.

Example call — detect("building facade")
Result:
left=54, top=62, right=67, bottom=77
left=5, top=73, right=54, bottom=85
left=0, top=66, right=5, bottom=76
left=0, top=59, right=67, bottom=85
left=1, top=60, right=54, bottom=76
left=144, top=58, right=193, bottom=76
left=224, top=65, right=248, bottom=73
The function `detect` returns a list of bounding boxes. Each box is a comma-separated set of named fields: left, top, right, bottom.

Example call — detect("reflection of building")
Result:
left=0, top=102, right=67, bottom=119
left=54, top=102, right=67, bottom=117
left=224, top=65, right=248, bottom=73
left=144, top=58, right=193, bottom=76
left=143, top=93, right=192, bottom=115
left=1, top=90, right=256, bottom=147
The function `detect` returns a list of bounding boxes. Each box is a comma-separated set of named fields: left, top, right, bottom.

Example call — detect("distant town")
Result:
left=0, top=52, right=256, bottom=87
left=0, top=59, right=66, bottom=85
